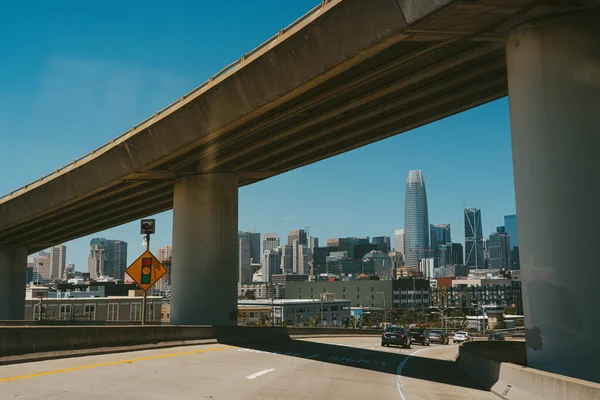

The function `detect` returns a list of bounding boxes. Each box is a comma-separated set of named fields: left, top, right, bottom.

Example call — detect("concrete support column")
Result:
left=170, top=174, right=238, bottom=326
left=0, top=246, right=28, bottom=320
left=506, top=10, right=600, bottom=382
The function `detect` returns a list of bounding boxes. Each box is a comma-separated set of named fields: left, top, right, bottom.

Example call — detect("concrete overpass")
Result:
left=1, top=0, right=599, bottom=383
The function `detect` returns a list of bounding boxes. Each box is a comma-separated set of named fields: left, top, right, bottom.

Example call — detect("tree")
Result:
left=504, top=306, right=517, bottom=315
left=449, top=309, right=468, bottom=330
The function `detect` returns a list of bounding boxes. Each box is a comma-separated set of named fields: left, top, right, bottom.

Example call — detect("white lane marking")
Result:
left=395, top=348, right=435, bottom=400
left=246, top=368, right=276, bottom=380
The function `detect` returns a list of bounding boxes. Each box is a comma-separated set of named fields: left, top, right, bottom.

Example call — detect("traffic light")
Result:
left=141, top=219, right=155, bottom=234
left=141, top=257, right=152, bottom=284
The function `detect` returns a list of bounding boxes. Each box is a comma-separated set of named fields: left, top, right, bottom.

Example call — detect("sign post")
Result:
left=125, top=219, right=167, bottom=326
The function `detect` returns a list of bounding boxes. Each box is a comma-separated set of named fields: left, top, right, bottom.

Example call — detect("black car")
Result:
left=428, top=329, right=449, bottom=345
left=382, top=326, right=411, bottom=348
left=488, top=332, right=505, bottom=341
left=408, top=328, right=430, bottom=346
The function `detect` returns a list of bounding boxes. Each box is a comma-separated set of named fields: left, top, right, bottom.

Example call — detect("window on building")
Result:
left=357, top=294, right=360, bottom=300
left=130, top=303, right=141, bottom=321
left=371, top=287, right=374, bottom=292
left=343, top=286, right=346, bottom=292
left=83, top=304, right=96, bottom=321
left=311, top=287, right=313, bottom=293
left=59, top=304, right=72, bottom=320
left=107, top=303, right=119, bottom=321
left=343, top=294, right=346, bottom=299
left=357, top=286, right=360, bottom=292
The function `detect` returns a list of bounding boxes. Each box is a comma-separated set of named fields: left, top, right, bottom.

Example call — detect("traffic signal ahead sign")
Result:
left=125, top=250, right=167, bottom=291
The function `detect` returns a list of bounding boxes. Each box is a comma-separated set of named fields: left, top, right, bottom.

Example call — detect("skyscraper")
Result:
left=263, top=233, right=280, bottom=252
left=263, top=249, right=282, bottom=283
left=88, top=238, right=128, bottom=280
left=393, top=229, right=405, bottom=255
left=287, top=230, right=307, bottom=246
left=504, top=214, right=520, bottom=270
left=308, top=236, right=319, bottom=250
left=112, top=241, right=128, bottom=280
left=297, top=244, right=312, bottom=275
left=464, top=208, right=484, bottom=269
left=503, top=215, right=519, bottom=247
left=489, top=228, right=511, bottom=270
left=50, top=244, right=66, bottom=280
left=438, top=243, right=464, bottom=266
left=280, top=245, right=293, bottom=274
left=312, top=247, right=329, bottom=276
left=404, top=170, right=430, bottom=267
left=36, top=251, right=51, bottom=280
left=238, top=232, right=252, bottom=283
left=326, top=238, right=349, bottom=252
left=430, top=224, right=451, bottom=259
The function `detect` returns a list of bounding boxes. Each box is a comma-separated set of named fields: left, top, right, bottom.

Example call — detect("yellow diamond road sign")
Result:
left=125, top=250, right=167, bottom=291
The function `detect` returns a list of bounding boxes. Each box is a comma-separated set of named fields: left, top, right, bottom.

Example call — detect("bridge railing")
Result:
left=0, top=1, right=334, bottom=204
left=0, top=324, right=379, bottom=358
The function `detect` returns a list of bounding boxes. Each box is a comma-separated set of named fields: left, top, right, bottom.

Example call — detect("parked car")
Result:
left=408, top=328, right=430, bottom=346
left=381, top=326, right=411, bottom=348
left=488, top=332, right=505, bottom=341
left=428, top=329, right=449, bottom=345
left=452, top=331, right=472, bottom=343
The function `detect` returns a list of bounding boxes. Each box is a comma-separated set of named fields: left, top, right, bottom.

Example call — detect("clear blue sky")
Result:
left=0, top=1, right=516, bottom=270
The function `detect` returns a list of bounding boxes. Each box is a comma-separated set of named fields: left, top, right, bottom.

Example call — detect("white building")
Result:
left=297, top=243, right=312, bottom=275
left=156, top=245, right=172, bottom=262
left=263, top=249, right=282, bottom=282
left=394, top=229, right=405, bottom=255
left=419, top=257, right=438, bottom=278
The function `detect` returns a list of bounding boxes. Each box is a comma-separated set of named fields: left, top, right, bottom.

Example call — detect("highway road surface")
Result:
left=0, top=336, right=496, bottom=400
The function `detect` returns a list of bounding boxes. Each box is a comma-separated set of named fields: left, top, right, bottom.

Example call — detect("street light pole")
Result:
left=377, top=291, right=387, bottom=324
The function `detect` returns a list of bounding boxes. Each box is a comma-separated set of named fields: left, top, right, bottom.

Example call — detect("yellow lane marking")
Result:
left=0, top=345, right=234, bottom=383
left=302, top=336, right=377, bottom=341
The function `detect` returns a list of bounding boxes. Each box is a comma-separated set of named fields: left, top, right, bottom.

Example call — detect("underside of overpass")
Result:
left=0, top=0, right=590, bottom=251
left=1, top=0, right=599, bottom=383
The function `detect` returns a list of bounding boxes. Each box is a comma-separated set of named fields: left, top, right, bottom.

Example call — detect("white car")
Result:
left=453, top=331, right=472, bottom=343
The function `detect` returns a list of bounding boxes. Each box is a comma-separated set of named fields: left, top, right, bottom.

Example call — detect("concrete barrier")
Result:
left=0, top=326, right=380, bottom=357
left=457, top=341, right=600, bottom=399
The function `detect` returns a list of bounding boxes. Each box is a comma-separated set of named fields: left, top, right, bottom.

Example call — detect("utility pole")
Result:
left=378, top=291, right=387, bottom=324
left=141, top=231, right=150, bottom=326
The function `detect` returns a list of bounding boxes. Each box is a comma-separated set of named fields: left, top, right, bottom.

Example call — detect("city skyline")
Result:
left=28, top=199, right=516, bottom=274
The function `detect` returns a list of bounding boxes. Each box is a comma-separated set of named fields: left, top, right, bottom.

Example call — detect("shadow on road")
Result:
left=222, top=337, right=485, bottom=391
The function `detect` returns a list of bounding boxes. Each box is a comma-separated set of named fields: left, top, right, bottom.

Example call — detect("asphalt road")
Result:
left=0, top=336, right=496, bottom=400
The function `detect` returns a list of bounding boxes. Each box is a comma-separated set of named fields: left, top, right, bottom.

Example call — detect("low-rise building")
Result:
left=239, top=298, right=351, bottom=327
left=25, top=292, right=163, bottom=322
left=238, top=304, right=273, bottom=326
left=285, top=279, right=430, bottom=311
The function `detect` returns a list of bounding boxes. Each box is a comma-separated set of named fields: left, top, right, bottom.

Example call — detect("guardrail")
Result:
left=0, top=325, right=380, bottom=358
left=0, top=1, right=335, bottom=203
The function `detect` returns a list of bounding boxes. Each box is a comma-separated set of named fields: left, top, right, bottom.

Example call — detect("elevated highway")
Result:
left=0, top=0, right=585, bottom=250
